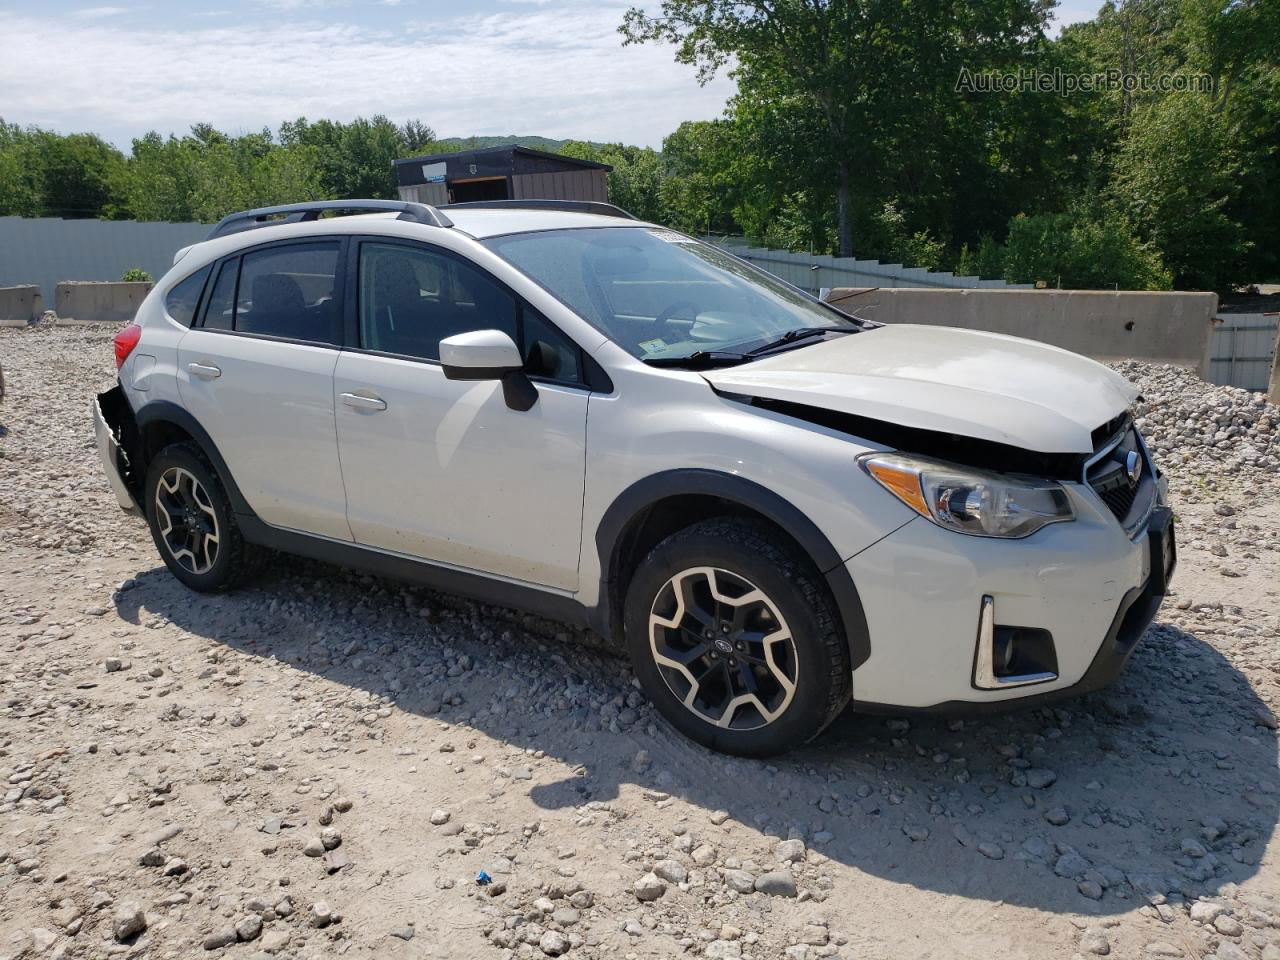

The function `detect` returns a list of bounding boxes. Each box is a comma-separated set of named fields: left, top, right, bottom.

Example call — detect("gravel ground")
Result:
left=2, top=322, right=1280, bottom=960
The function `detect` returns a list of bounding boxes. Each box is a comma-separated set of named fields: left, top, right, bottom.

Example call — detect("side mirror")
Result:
left=439, top=329, right=537, bottom=411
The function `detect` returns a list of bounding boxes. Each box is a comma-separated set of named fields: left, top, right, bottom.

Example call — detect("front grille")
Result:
left=1085, top=424, right=1155, bottom=533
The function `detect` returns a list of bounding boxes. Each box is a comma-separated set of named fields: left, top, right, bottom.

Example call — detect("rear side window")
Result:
left=164, top=265, right=211, bottom=326
left=236, top=243, right=341, bottom=344
left=202, top=259, right=237, bottom=331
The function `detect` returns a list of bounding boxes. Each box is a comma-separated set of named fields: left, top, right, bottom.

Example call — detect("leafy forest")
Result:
left=0, top=0, right=1275, bottom=292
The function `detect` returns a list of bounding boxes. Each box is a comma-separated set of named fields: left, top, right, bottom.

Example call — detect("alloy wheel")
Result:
left=648, top=566, right=798, bottom=730
left=154, top=466, right=220, bottom=575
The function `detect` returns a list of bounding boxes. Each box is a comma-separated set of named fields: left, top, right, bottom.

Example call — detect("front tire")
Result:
left=623, top=518, right=851, bottom=757
left=144, top=442, right=264, bottom=592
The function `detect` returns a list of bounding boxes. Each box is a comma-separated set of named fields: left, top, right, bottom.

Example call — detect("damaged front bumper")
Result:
left=93, top=385, right=141, bottom=516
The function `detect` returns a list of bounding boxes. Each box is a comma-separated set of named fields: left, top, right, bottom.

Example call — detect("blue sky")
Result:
left=0, top=0, right=1104, bottom=150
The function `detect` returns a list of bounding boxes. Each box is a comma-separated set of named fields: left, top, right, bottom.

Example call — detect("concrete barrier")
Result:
left=0, top=285, right=43, bottom=327
left=825, top=288, right=1218, bottom=375
left=54, top=281, right=152, bottom=326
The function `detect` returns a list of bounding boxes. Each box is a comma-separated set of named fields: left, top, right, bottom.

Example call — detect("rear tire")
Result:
left=623, top=518, right=851, bottom=757
left=144, top=442, right=265, bottom=592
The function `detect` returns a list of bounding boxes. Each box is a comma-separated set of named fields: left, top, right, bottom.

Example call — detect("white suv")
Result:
left=94, top=199, right=1176, bottom=756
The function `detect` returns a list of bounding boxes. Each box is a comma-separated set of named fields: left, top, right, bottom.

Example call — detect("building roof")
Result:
left=393, top=144, right=611, bottom=172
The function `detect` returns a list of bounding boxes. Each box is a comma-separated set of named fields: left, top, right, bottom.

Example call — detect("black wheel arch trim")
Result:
left=594, top=469, right=872, bottom=670
left=133, top=400, right=256, bottom=517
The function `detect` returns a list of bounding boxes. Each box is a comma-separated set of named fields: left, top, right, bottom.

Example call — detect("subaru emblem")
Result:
left=1125, top=450, right=1143, bottom=485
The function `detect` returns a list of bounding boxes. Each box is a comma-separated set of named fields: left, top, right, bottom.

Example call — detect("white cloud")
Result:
left=73, top=5, right=129, bottom=17
left=0, top=5, right=734, bottom=149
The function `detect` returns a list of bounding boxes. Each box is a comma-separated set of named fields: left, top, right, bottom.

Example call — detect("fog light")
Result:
left=973, top=597, right=1059, bottom=690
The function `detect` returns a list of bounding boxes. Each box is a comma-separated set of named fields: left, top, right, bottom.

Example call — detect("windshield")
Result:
left=482, top=227, right=858, bottom=361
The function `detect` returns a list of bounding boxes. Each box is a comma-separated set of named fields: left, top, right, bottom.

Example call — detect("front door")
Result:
left=333, top=238, right=588, bottom=590
left=177, top=239, right=351, bottom=541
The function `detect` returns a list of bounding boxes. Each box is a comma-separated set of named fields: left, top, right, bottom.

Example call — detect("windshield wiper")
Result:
left=745, top=326, right=855, bottom=357
left=642, top=350, right=750, bottom=369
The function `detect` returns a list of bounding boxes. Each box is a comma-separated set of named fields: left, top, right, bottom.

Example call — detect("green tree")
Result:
left=0, top=120, right=43, bottom=217
left=1109, top=93, right=1244, bottom=289
left=622, top=0, right=1052, bottom=257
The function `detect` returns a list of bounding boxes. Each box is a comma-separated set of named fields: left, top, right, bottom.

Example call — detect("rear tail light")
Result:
left=113, top=323, right=142, bottom=369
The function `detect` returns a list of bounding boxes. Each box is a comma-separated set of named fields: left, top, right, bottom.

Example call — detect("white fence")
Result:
left=1209, top=314, right=1279, bottom=392
left=704, top=235, right=1032, bottom=293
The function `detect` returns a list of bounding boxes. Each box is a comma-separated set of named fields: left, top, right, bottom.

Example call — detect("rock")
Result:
left=1026, top=769, right=1058, bottom=789
left=260, top=929, right=291, bottom=953
left=1214, top=915, right=1244, bottom=936
left=162, top=857, right=188, bottom=876
left=775, top=838, right=806, bottom=863
left=302, top=836, right=325, bottom=857
left=333, top=796, right=353, bottom=812
left=539, top=930, right=570, bottom=956
left=1081, top=931, right=1111, bottom=955
left=430, top=809, right=451, bottom=826
left=710, top=810, right=730, bottom=825
left=29, top=929, right=57, bottom=953
left=1215, top=944, right=1250, bottom=960
left=1190, top=901, right=1228, bottom=924
left=977, top=842, right=1004, bottom=860
left=310, top=901, right=334, bottom=928
left=320, top=827, right=341, bottom=850
left=723, top=869, right=756, bottom=893
left=623, top=919, right=644, bottom=937
left=237, top=915, right=263, bottom=941
left=652, top=859, right=688, bottom=884
left=1044, top=807, right=1070, bottom=826
left=324, top=847, right=351, bottom=873
left=800, top=924, right=829, bottom=946
left=104, top=657, right=128, bottom=673
left=634, top=872, right=666, bottom=901
left=389, top=927, right=415, bottom=941
left=112, top=902, right=147, bottom=942
left=691, top=843, right=717, bottom=866
left=1078, top=880, right=1104, bottom=900
left=754, top=871, right=798, bottom=897
left=1054, top=852, right=1090, bottom=878
left=203, top=927, right=237, bottom=950
left=903, top=824, right=930, bottom=842
left=706, top=940, right=743, bottom=959
left=139, top=847, right=166, bottom=867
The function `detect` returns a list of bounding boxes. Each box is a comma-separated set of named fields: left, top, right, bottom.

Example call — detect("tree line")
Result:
left=0, top=0, right=1275, bottom=291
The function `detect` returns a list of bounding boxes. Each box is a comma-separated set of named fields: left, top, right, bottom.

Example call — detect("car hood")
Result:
left=702, top=324, right=1138, bottom=454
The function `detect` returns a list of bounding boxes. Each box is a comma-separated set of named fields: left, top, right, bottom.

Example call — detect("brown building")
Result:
left=394, top=145, right=611, bottom=207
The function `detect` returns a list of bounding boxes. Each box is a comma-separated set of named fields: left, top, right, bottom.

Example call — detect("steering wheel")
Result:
left=652, top=299, right=701, bottom=334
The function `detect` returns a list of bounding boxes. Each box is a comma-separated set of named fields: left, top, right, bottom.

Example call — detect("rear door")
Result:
left=333, top=237, right=589, bottom=589
left=176, top=238, right=352, bottom=541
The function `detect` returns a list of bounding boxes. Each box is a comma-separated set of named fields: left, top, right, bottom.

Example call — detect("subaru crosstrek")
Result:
left=93, top=199, right=1176, bottom=757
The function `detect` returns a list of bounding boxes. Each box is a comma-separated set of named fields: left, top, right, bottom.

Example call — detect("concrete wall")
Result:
left=826, top=287, right=1218, bottom=374
left=54, top=281, right=153, bottom=325
left=0, top=217, right=208, bottom=304
left=0, top=285, right=43, bottom=326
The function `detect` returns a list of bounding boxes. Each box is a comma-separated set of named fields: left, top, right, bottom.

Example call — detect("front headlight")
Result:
left=859, top=452, right=1074, bottom=539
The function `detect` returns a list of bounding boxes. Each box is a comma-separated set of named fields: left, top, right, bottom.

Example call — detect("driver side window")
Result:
left=358, top=242, right=517, bottom=362
left=358, top=241, right=584, bottom=385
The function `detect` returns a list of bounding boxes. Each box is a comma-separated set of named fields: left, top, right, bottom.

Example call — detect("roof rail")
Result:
left=444, top=199, right=638, bottom=220
left=207, top=199, right=454, bottom=240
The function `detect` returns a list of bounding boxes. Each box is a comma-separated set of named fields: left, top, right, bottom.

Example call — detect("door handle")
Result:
left=340, top=392, right=387, bottom=412
left=187, top=361, right=221, bottom=379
